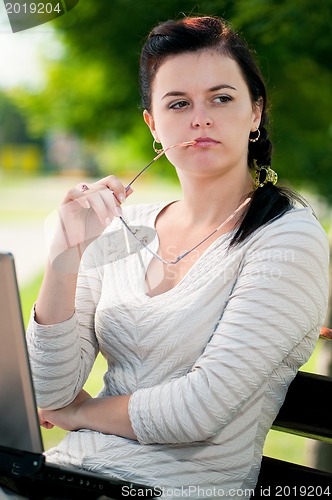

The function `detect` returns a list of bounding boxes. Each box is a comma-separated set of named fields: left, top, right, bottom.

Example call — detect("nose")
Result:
left=192, top=112, right=213, bottom=128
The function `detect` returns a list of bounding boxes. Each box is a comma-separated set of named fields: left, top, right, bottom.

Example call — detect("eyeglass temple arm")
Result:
left=125, top=141, right=196, bottom=192
left=125, top=151, right=164, bottom=192
left=215, top=197, right=251, bottom=231
left=172, top=197, right=252, bottom=264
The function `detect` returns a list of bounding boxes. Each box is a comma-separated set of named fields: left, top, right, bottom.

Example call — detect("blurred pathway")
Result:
left=0, top=221, right=47, bottom=287
left=0, top=175, right=76, bottom=287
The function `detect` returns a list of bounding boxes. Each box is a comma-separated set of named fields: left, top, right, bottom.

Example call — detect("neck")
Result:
left=176, top=170, right=254, bottom=229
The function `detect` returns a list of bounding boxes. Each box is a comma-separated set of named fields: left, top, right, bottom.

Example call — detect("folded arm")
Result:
left=39, top=390, right=136, bottom=440
left=32, top=213, right=329, bottom=444
left=128, top=219, right=329, bottom=444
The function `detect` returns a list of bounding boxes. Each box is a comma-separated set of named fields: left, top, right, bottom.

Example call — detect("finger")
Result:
left=71, top=183, right=119, bottom=225
left=77, top=183, right=91, bottom=208
left=41, top=421, right=55, bottom=429
left=86, top=189, right=117, bottom=226
left=38, top=411, right=54, bottom=429
left=94, top=175, right=126, bottom=204
left=97, top=186, right=123, bottom=218
left=79, top=183, right=89, bottom=193
left=76, top=195, right=91, bottom=209
left=65, top=187, right=91, bottom=209
left=126, top=187, right=134, bottom=199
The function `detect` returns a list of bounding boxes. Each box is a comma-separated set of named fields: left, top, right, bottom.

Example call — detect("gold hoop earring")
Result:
left=249, top=129, right=261, bottom=143
left=153, top=139, right=163, bottom=154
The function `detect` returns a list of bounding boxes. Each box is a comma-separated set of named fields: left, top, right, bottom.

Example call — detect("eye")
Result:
left=169, top=100, right=190, bottom=110
left=213, top=95, right=233, bottom=104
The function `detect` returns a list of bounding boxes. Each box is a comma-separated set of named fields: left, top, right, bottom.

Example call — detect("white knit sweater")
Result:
left=27, top=202, right=329, bottom=500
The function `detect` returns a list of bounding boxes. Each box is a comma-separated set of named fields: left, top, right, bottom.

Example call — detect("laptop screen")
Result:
left=0, top=252, right=43, bottom=454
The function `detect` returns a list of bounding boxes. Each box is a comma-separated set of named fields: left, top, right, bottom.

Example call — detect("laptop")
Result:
left=0, top=252, right=159, bottom=499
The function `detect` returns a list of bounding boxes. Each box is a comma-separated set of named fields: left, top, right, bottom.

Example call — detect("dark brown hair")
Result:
left=140, top=16, right=305, bottom=245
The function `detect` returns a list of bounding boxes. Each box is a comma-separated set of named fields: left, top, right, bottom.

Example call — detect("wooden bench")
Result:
left=254, top=327, right=332, bottom=497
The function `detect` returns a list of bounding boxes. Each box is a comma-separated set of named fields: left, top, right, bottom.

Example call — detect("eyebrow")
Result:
left=162, top=84, right=237, bottom=100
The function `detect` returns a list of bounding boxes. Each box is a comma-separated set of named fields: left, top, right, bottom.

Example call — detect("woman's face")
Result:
left=143, top=49, right=262, bottom=179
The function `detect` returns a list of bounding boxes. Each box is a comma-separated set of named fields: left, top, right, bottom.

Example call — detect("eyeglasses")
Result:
left=118, top=141, right=251, bottom=265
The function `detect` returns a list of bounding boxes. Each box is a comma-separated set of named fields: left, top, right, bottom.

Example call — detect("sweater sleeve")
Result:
left=26, top=239, right=104, bottom=409
left=128, top=213, right=329, bottom=444
left=26, top=204, right=155, bottom=410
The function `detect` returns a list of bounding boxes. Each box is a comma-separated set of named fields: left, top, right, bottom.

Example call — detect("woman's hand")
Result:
left=39, top=390, right=136, bottom=440
left=48, top=175, right=133, bottom=266
left=39, top=389, right=92, bottom=431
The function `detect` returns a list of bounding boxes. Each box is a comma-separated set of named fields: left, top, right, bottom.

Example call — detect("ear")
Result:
left=251, top=98, right=263, bottom=131
left=143, top=110, right=158, bottom=141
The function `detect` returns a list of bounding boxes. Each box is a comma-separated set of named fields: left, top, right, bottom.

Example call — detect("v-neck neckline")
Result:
left=143, top=201, right=234, bottom=300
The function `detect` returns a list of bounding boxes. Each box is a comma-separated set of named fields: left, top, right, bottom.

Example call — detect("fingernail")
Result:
left=118, top=193, right=126, bottom=204
left=114, top=207, right=122, bottom=217
left=84, top=200, right=91, bottom=209
left=105, top=217, right=111, bottom=226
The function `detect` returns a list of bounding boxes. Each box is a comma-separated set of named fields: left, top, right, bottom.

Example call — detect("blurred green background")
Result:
left=1, top=0, right=332, bottom=475
left=1, top=0, right=332, bottom=195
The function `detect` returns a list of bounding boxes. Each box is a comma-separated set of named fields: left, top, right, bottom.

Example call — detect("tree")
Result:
left=0, top=92, right=39, bottom=144
left=15, top=0, right=332, bottom=196
left=232, top=0, right=332, bottom=199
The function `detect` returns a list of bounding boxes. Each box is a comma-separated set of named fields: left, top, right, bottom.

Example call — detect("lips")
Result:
left=192, top=137, right=220, bottom=147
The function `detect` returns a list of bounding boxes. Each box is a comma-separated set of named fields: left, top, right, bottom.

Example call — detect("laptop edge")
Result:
left=0, top=252, right=159, bottom=499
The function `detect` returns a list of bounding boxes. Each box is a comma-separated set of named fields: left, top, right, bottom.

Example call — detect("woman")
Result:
left=20, top=16, right=329, bottom=499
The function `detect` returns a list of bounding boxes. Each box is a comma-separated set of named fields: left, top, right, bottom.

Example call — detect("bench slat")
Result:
left=272, top=371, right=332, bottom=442
left=253, top=333, right=332, bottom=497
left=255, top=456, right=332, bottom=494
